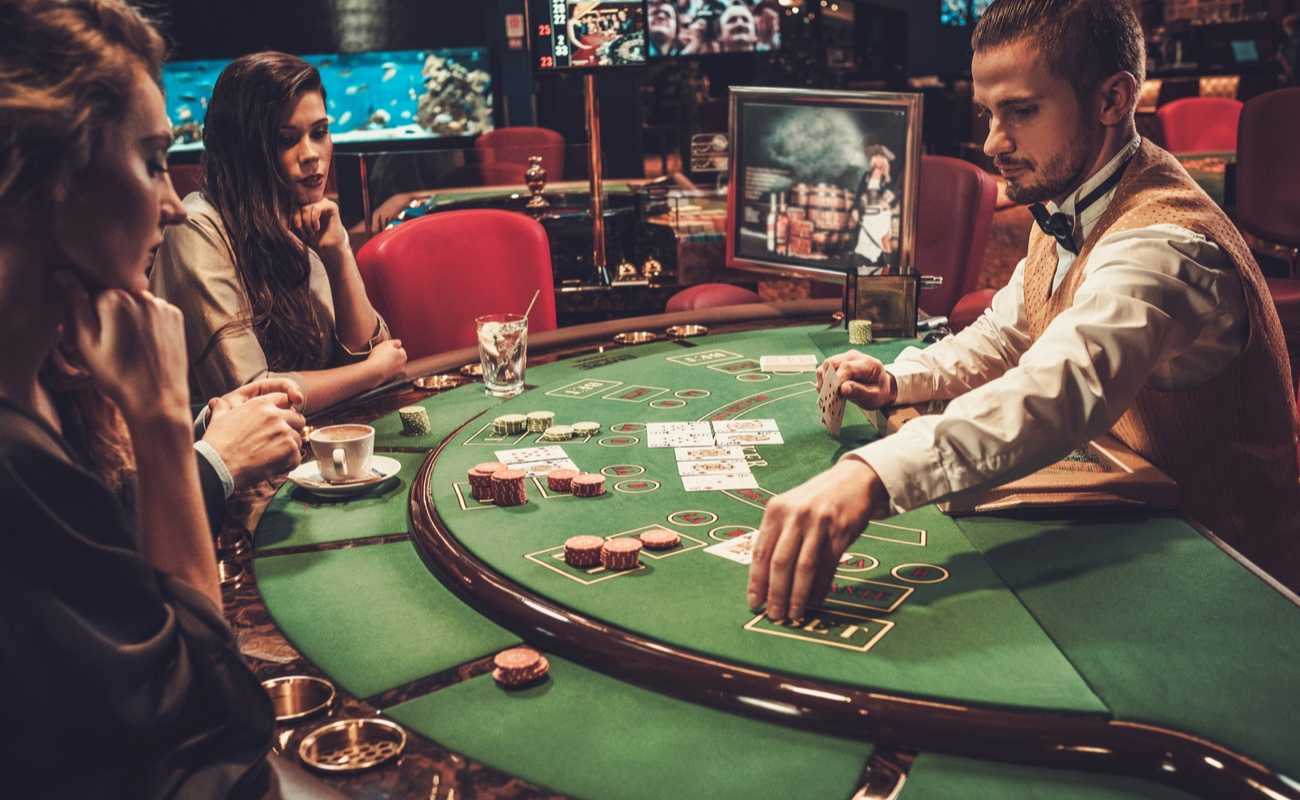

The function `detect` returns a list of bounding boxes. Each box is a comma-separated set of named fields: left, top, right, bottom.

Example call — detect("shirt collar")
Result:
left=1046, top=135, right=1141, bottom=235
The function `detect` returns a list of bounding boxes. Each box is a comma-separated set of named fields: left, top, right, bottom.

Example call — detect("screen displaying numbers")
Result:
left=527, top=0, right=647, bottom=70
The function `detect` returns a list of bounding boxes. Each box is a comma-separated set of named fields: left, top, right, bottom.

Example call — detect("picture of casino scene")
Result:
left=561, top=0, right=647, bottom=68
left=12, top=0, right=1300, bottom=798
left=648, top=0, right=784, bottom=56
left=732, top=99, right=911, bottom=274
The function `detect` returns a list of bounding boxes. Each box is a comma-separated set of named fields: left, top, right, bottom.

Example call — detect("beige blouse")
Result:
left=150, top=193, right=388, bottom=408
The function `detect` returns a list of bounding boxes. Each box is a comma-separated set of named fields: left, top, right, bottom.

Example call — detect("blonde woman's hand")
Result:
left=365, top=338, right=407, bottom=386
left=60, top=272, right=190, bottom=424
left=292, top=198, right=349, bottom=258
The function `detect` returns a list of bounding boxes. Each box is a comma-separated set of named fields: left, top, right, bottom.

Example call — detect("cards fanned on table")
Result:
left=712, top=419, right=779, bottom=434
left=682, top=473, right=759, bottom=492
left=675, top=446, right=747, bottom=462
left=817, top=361, right=846, bottom=436
left=677, top=459, right=751, bottom=477
left=647, top=421, right=715, bottom=448
left=704, top=531, right=759, bottom=565
left=759, top=354, right=818, bottom=373
left=494, top=445, right=580, bottom=476
left=714, top=430, right=784, bottom=446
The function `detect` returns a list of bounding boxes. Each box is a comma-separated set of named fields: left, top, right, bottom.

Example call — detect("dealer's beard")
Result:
left=1002, top=135, right=1098, bottom=205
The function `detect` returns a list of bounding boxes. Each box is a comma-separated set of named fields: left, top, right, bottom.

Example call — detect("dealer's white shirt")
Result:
left=850, top=136, right=1249, bottom=512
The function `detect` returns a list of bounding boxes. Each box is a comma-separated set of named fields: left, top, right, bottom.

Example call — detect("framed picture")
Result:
left=725, top=87, right=924, bottom=283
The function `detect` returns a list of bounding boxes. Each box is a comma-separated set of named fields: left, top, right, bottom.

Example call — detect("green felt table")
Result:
left=252, top=322, right=1300, bottom=799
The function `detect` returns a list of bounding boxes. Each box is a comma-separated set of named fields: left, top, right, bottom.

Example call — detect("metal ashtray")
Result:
left=413, top=374, right=461, bottom=391
left=298, top=717, right=407, bottom=773
left=262, top=675, right=336, bottom=722
left=665, top=324, right=709, bottom=339
left=613, top=331, right=658, bottom=345
left=459, top=362, right=484, bottom=378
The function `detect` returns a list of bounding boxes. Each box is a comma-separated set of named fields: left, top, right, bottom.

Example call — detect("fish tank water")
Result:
left=163, top=48, right=493, bottom=151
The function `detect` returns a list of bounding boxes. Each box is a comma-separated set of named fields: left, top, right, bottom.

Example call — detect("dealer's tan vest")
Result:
left=1024, top=139, right=1300, bottom=588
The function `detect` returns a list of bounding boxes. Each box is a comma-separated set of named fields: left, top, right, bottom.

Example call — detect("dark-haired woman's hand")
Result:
left=364, top=338, right=407, bottom=386
left=59, top=273, right=191, bottom=426
left=292, top=198, right=349, bottom=259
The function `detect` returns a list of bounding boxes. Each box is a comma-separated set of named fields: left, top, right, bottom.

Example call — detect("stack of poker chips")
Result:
left=489, top=468, right=528, bottom=506
left=563, top=535, right=604, bottom=567
left=398, top=405, right=431, bottom=436
left=540, top=424, right=573, bottom=442
left=526, top=411, right=555, bottom=433
left=571, top=421, right=600, bottom=438
left=639, top=529, right=680, bottom=550
left=493, top=414, right=527, bottom=436
left=468, top=462, right=506, bottom=501
left=491, top=646, right=550, bottom=688
left=848, top=319, right=874, bottom=345
left=600, top=537, right=643, bottom=570
left=546, top=468, right=578, bottom=493
left=569, top=473, right=606, bottom=497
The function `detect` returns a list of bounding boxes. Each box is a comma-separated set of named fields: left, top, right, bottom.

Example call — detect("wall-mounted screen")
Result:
left=647, top=0, right=783, bottom=58
left=162, top=48, right=493, bottom=150
left=726, top=87, right=924, bottom=280
left=526, top=0, right=647, bottom=70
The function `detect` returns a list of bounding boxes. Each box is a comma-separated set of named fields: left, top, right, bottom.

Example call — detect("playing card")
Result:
left=681, top=473, right=760, bottom=492
left=496, top=445, right=568, bottom=465
left=711, top=419, right=780, bottom=434
left=714, top=431, right=785, bottom=446
left=759, top=354, right=818, bottom=373
left=677, top=459, right=752, bottom=477
left=514, top=458, right=580, bottom=476
left=704, top=531, right=759, bottom=565
left=674, top=446, right=746, bottom=462
left=647, top=422, right=714, bottom=448
left=818, top=362, right=846, bottom=436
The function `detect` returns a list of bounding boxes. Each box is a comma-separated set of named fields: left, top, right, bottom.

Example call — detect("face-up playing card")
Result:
left=677, top=459, right=752, bottom=477
left=704, top=531, right=759, bottom=565
left=759, top=354, right=818, bottom=373
left=647, top=421, right=715, bottom=448
left=514, top=458, right=581, bottom=476
left=711, top=419, right=780, bottom=434
left=674, top=446, right=746, bottom=462
left=496, top=445, right=569, bottom=465
left=714, top=430, right=784, bottom=446
left=681, top=473, right=759, bottom=492
left=817, top=362, right=846, bottom=436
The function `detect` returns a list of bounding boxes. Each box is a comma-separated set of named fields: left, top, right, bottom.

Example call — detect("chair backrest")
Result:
left=356, top=209, right=558, bottom=360
left=1236, top=88, right=1300, bottom=248
left=475, top=126, right=566, bottom=179
left=1156, top=97, right=1242, bottom=153
left=169, top=163, right=204, bottom=199
left=914, top=154, right=999, bottom=318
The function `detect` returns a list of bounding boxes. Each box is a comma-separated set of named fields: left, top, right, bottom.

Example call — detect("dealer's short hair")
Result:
left=972, top=0, right=1146, bottom=105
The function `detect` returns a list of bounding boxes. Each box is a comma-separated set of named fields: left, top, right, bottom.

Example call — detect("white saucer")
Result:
left=287, top=455, right=402, bottom=498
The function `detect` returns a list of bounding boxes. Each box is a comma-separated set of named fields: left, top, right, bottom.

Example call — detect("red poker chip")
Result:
left=639, top=529, right=680, bottom=550
left=490, top=469, right=527, bottom=506
left=564, top=535, right=604, bottom=567
left=472, top=461, right=507, bottom=477
left=547, top=468, right=579, bottom=492
left=570, top=473, right=606, bottom=497
left=601, top=537, right=642, bottom=570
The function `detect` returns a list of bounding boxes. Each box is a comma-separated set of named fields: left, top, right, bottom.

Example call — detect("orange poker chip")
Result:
left=639, top=529, right=680, bottom=550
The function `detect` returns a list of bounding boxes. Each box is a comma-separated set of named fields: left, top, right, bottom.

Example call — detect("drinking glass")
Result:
left=475, top=313, right=528, bottom=397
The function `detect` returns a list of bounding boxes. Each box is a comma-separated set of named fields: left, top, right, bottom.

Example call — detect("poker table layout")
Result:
left=235, top=302, right=1300, bottom=800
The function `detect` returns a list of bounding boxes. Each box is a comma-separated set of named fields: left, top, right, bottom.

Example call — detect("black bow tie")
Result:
left=1028, top=151, right=1136, bottom=256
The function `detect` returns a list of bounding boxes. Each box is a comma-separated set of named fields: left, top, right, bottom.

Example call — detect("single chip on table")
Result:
left=564, top=535, right=604, bottom=567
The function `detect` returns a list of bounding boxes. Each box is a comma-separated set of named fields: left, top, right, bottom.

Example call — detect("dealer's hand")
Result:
left=747, top=458, right=890, bottom=622
left=822, top=350, right=898, bottom=409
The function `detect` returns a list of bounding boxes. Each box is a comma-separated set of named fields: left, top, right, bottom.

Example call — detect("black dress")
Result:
left=0, top=400, right=273, bottom=798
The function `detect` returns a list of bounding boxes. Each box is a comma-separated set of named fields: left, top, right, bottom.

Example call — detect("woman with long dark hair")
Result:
left=0, top=0, right=274, bottom=794
left=151, top=51, right=406, bottom=412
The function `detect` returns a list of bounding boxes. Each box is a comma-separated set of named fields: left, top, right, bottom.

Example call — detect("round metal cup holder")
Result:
left=298, top=717, right=407, bottom=773
left=413, top=374, right=461, bottom=391
left=613, top=331, right=658, bottom=345
left=665, top=324, right=709, bottom=339
left=261, top=675, right=336, bottom=723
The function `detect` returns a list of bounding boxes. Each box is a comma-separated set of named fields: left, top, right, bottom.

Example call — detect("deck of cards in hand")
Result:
left=817, top=361, right=846, bottom=435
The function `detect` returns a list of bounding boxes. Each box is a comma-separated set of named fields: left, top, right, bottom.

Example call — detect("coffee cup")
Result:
left=308, top=424, right=375, bottom=483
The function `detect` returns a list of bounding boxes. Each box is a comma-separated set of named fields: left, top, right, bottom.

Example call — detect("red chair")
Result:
left=475, top=126, right=566, bottom=184
left=666, top=156, right=999, bottom=322
left=1156, top=97, right=1243, bottom=154
left=356, top=209, right=558, bottom=359
left=665, top=283, right=761, bottom=313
